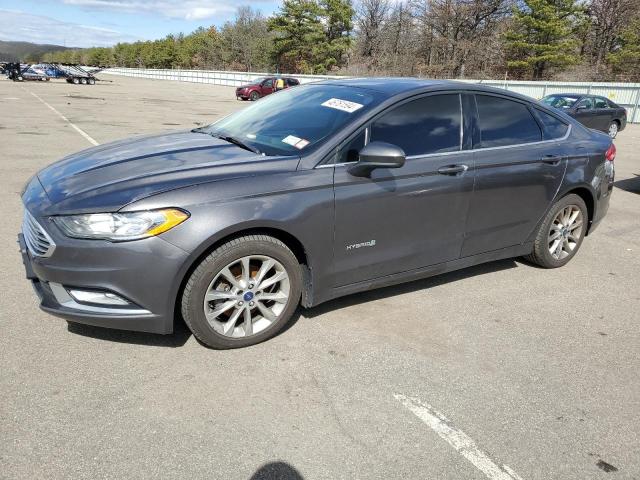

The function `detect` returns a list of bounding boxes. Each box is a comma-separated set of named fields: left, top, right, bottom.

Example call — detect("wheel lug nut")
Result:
left=249, top=301, right=254, bottom=307
left=249, top=284, right=254, bottom=289
left=238, top=301, right=244, bottom=306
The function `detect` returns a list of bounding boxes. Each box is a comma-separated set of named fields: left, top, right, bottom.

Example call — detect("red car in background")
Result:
left=236, top=76, right=300, bottom=101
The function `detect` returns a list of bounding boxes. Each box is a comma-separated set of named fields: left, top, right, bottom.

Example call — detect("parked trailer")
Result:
left=41, top=63, right=97, bottom=85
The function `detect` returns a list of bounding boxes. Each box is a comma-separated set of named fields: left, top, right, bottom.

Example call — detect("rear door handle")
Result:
left=541, top=155, right=563, bottom=165
left=437, top=164, right=468, bottom=175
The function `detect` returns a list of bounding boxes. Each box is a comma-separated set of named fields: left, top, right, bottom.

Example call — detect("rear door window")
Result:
left=370, top=94, right=461, bottom=156
left=476, top=95, right=542, bottom=148
left=594, top=97, right=609, bottom=109
left=534, top=109, right=569, bottom=140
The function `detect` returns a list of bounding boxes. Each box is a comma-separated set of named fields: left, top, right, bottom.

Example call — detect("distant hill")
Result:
left=0, top=41, right=71, bottom=62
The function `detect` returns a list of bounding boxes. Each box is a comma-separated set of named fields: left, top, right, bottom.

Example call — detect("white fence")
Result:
left=103, top=67, right=640, bottom=123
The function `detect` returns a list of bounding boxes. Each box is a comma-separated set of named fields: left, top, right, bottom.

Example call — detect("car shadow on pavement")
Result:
left=614, top=175, right=640, bottom=194
left=249, top=461, right=304, bottom=480
left=304, top=258, right=519, bottom=318
left=66, top=319, right=192, bottom=347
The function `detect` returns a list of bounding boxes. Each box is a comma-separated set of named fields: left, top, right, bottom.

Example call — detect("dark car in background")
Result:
left=541, top=93, right=627, bottom=138
left=236, top=76, right=300, bottom=101
left=20, top=79, right=615, bottom=349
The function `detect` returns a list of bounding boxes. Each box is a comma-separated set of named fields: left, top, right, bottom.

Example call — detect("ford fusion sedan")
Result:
left=20, top=79, right=615, bottom=349
left=541, top=93, right=627, bottom=138
left=235, top=76, right=299, bottom=101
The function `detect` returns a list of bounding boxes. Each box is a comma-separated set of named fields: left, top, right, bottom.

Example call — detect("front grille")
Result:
left=22, top=210, right=55, bottom=257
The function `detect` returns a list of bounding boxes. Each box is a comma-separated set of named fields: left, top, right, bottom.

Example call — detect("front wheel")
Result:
left=608, top=121, right=619, bottom=138
left=524, top=194, right=588, bottom=268
left=181, top=235, right=302, bottom=349
left=249, top=91, right=260, bottom=101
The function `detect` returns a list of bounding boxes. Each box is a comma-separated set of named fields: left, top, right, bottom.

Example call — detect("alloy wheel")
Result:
left=203, top=255, right=290, bottom=338
left=548, top=205, right=584, bottom=260
left=608, top=122, right=618, bottom=138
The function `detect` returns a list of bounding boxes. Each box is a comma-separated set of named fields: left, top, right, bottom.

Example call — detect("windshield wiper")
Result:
left=214, top=134, right=260, bottom=154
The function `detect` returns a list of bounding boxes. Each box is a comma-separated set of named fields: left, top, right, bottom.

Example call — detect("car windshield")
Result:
left=250, top=77, right=268, bottom=84
left=541, top=95, right=579, bottom=109
left=200, top=84, right=381, bottom=156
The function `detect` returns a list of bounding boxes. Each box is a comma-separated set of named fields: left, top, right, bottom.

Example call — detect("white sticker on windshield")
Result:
left=282, top=135, right=302, bottom=146
left=294, top=139, right=309, bottom=149
left=321, top=98, right=364, bottom=113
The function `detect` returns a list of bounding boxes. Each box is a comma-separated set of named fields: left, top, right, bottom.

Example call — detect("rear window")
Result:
left=535, top=109, right=569, bottom=140
left=476, top=95, right=541, bottom=148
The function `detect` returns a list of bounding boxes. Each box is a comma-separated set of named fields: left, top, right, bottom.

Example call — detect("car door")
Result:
left=331, top=93, right=475, bottom=287
left=593, top=97, right=614, bottom=131
left=572, top=97, right=597, bottom=128
left=461, top=94, right=568, bottom=257
left=261, top=78, right=274, bottom=95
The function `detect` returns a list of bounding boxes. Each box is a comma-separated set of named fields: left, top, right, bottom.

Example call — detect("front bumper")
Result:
left=18, top=224, right=189, bottom=334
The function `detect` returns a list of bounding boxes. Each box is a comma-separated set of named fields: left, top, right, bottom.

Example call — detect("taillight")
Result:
left=605, top=143, right=616, bottom=162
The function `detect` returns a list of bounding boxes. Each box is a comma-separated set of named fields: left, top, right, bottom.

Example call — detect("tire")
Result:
left=524, top=194, right=588, bottom=268
left=88, top=78, right=95, bottom=85
left=181, top=235, right=302, bottom=349
left=80, top=78, right=87, bottom=85
left=249, top=91, right=260, bottom=101
left=607, top=121, right=619, bottom=138
left=72, top=77, right=80, bottom=85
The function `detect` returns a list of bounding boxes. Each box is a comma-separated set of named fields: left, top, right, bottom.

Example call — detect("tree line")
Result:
left=40, top=0, right=640, bottom=81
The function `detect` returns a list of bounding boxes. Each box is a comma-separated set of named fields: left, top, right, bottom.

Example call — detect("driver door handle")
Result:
left=438, top=164, right=468, bottom=175
left=541, top=154, right=563, bottom=165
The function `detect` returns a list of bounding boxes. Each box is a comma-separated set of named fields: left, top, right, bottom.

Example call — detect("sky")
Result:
left=0, top=0, right=281, bottom=48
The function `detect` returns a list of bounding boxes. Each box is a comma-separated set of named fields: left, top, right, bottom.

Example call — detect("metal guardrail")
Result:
left=103, top=68, right=640, bottom=123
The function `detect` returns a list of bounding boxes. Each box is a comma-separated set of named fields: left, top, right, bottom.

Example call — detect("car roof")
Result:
left=546, top=93, right=583, bottom=98
left=312, top=77, right=539, bottom=103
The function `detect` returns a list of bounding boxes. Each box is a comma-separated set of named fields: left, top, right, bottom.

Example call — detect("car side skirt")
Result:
left=309, top=242, right=533, bottom=307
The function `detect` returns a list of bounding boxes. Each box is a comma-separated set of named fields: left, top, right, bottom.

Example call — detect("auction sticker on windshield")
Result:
left=282, top=135, right=310, bottom=149
left=321, top=98, right=364, bottom=113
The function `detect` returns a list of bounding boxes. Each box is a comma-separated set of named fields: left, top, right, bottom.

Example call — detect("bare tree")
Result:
left=355, top=0, right=390, bottom=62
left=587, top=0, right=640, bottom=73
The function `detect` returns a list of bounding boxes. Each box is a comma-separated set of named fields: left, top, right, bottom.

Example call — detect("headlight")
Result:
left=53, top=208, right=189, bottom=241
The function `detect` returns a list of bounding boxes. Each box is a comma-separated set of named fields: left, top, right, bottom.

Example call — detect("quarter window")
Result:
left=594, top=97, right=609, bottom=108
left=535, top=109, right=569, bottom=140
left=370, top=94, right=461, bottom=156
left=476, top=95, right=541, bottom=148
left=337, top=129, right=366, bottom=164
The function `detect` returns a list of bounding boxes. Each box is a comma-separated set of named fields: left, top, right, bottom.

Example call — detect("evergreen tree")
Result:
left=268, top=0, right=353, bottom=73
left=607, top=17, right=640, bottom=79
left=504, top=0, right=586, bottom=79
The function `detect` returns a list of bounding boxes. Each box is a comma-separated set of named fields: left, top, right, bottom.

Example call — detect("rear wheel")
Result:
left=608, top=121, right=619, bottom=138
left=88, top=78, right=95, bottom=85
left=181, top=235, right=302, bottom=349
left=249, top=91, right=260, bottom=101
left=72, top=77, right=80, bottom=85
left=525, top=194, right=588, bottom=268
left=80, top=78, right=88, bottom=85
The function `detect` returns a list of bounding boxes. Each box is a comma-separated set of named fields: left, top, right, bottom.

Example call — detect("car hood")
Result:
left=237, top=83, right=258, bottom=89
left=32, top=130, right=299, bottom=214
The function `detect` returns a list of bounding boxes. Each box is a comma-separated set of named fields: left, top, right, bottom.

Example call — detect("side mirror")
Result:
left=348, top=141, right=406, bottom=177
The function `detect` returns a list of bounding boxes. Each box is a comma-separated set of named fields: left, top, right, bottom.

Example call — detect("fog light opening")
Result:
left=67, top=289, right=131, bottom=306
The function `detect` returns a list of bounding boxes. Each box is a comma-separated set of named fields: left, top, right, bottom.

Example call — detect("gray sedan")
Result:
left=20, top=79, right=615, bottom=348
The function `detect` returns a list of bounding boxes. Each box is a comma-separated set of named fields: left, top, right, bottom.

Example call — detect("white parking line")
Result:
left=394, top=394, right=525, bottom=480
left=22, top=88, right=99, bottom=146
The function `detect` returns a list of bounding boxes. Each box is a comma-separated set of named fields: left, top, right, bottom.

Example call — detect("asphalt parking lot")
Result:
left=1, top=75, right=639, bottom=480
